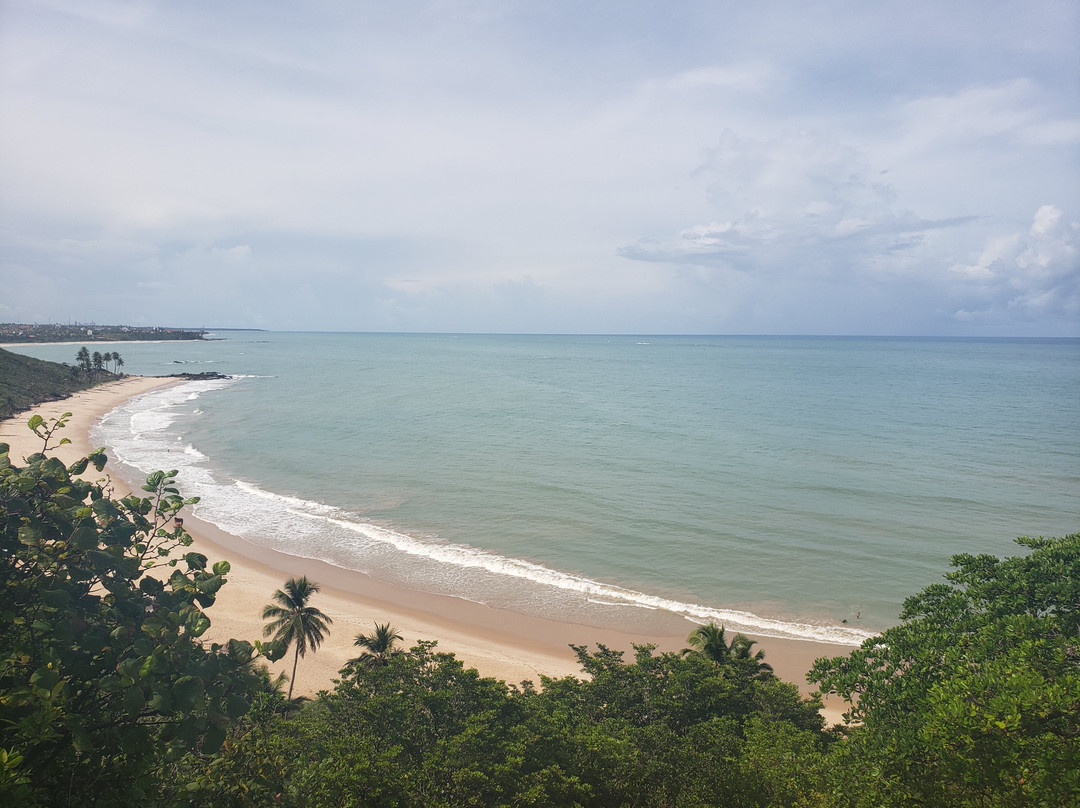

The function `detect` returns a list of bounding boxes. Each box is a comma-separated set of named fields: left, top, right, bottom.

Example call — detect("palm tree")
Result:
left=261, top=577, right=333, bottom=701
left=76, top=346, right=92, bottom=380
left=352, top=622, right=404, bottom=667
left=684, top=622, right=774, bottom=679
left=728, top=633, right=774, bottom=679
left=683, top=622, right=734, bottom=666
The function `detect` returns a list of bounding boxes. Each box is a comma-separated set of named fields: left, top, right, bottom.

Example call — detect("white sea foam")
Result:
left=93, top=376, right=876, bottom=647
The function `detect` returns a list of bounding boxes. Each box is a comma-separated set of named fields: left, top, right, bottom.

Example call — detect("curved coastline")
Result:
left=0, top=377, right=859, bottom=718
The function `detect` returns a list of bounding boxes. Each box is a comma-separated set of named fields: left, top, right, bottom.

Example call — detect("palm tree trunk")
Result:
left=288, top=646, right=299, bottom=702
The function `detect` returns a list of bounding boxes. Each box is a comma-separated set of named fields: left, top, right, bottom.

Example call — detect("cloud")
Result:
left=209, top=245, right=252, bottom=262
left=895, top=80, right=1080, bottom=150
left=659, top=61, right=783, bottom=95
left=618, top=129, right=977, bottom=277
left=950, top=204, right=1080, bottom=320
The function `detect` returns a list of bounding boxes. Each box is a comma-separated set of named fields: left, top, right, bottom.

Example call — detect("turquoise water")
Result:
left=10, top=333, right=1079, bottom=643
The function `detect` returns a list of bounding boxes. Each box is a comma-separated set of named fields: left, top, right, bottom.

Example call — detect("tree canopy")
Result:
left=810, top=534, right=1080, bottom=807
left=0, top=414, right=282, bottom=807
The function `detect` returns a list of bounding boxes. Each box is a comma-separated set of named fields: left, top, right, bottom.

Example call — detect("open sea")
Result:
left=9, top=333, right=1079, bottom=644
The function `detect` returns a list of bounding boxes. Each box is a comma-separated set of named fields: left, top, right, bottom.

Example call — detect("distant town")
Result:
left=0, top=323, right=207, bottom=343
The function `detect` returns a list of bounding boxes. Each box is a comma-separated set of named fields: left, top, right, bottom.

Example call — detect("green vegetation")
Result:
left=0, top=414, right=283, bottom=806
left=810, top=532, right=1080, bottom=807
left=0, top=347, right=123, bottom=418
left=261, top=577, right=333, bottom=701
left=1, top=412, right=1076, bottom=806
left=353, top=622, right=405, bottom=668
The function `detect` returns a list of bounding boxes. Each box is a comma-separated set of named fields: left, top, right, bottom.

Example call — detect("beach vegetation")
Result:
left=0, top=348, right=118, bottom=418
left=351, top=621, right=405, bottom=668
left=811, top=533, right=1080, bottom=807
left=261, top=576, right=333, bottom=701
left=76, top=346, right=92, bottom=379
left=0, top=414, right=283, bottom=807
left=182, top=637, right=830, bottom=807
left=684, top=622, right=774, bottom=679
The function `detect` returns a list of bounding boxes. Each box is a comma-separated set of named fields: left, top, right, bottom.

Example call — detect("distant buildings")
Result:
left=0, top=323, right=206, bottom=343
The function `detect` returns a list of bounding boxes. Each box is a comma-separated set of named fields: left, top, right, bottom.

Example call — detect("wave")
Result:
left=93, top=379, right=875, bottom=647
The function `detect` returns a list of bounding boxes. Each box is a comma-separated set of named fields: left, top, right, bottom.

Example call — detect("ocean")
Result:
left=9, top=333, right=1079, bottom=644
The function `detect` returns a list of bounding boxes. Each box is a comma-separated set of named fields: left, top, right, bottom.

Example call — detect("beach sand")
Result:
left=1, top=377, right=854, bottom=723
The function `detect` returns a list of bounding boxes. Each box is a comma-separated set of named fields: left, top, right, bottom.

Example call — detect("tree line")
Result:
left=74, top=347, right=125, bottom=379
left=1, top=413, right=1076, bottom=807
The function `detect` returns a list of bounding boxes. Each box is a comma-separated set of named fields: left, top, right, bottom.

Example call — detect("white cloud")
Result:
left=950, top=205, right=1079, bottom=319
left=210, top=245, right=252, bottom=262
left=661, top=61, right=783, bottom=95
left=619, top=129, right=975, bottom=278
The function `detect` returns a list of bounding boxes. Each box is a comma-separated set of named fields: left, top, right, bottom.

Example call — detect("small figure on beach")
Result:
left=173, top=517, right=184, bottom=530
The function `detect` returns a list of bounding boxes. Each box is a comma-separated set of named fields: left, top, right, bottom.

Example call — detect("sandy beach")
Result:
left=1, top=377, right=854, bottom=721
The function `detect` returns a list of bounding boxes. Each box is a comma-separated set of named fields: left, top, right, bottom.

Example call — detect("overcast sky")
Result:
left=1, top=1, right=1078, bottom=335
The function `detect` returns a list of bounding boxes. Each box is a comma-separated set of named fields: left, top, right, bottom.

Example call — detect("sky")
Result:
left=1, top=1, right=1078, bottom=335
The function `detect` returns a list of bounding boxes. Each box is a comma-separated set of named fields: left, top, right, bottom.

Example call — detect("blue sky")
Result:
left=1, top=1, right=1077, bottom=335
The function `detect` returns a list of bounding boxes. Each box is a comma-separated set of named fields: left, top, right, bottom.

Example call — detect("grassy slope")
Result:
left=0, top=347, right=117, bottom=418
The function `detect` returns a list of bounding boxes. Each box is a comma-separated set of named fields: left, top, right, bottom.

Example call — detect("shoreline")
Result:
left=0, top=377, right=855, bottom=721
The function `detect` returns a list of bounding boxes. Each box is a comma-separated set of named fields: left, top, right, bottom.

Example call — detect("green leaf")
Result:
left=99, top=675, right=123, bottom=694
left=124, top=686, right=146, bottom=716
left=187, top=614, right=211, bottom=637
left=224, top=694, right=250, bottom=719
left=71, top=728, right=94, bottom=753
left=201, top=723, right=227, bottom=755
left=39, top=588, right=70, bottom=608
left=196, top=574, right=224, bottom=596
left=30, top=667, right=60, bottom=691
left=227, top=639, right=254, bottom=664
left=17, top=525, right=41, bottom=546
left=174, top=676, right=203, bottom=711
left=212, top=560, right=231, bottom=576
left=149, top=689, right=173, bottom=713
left=70, top=523, right=99, bottom=550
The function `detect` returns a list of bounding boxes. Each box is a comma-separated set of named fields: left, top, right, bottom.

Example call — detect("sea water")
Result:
left=10, top=333, right=1079, bottom=643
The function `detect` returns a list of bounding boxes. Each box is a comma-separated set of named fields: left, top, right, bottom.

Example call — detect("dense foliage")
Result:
left=0, top=348, right=116, bottom=418
left=810, top=533, right=1080, bottom=807
left=177, top=640, right=829, bottom=807
left=1, top=411, right=1076, bottom=806
left=0, top=415, right=281, bottom=806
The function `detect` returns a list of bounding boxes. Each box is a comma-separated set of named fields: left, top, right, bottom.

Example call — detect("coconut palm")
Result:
left=684, top=622, right=774, bottom=679
left=261, top=577, right=333, bottom=701
left=683, top=622, right=734, bottom=666
left=728, top=633, right=774, bottom=679
left=76, top=346, right=92, bottom=379
left=352, top=622, right=404, bottom=668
